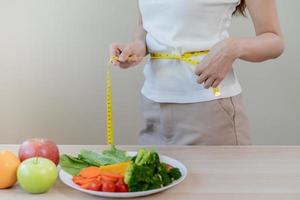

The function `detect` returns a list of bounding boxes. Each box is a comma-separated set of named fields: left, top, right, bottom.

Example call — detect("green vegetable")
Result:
left=102, top=145, right=132, bottom=162
left=124, top=164, right=154, bottom=191
left=134, top=149, right=160, bottom=167
left=158, top=163, right=172, bottom=186
left=125, top=149, right=161, bottom=192
left=59, top=154, right=89, bottom=176
left=168, top=168, right=182, bottom=181
left=78, top=146, right=131, bottom=166
left=59, top=145, right=132, bottom=176
left=60, top=145, right=183, bottom=191
left=124, top=148, right=182, bottom=192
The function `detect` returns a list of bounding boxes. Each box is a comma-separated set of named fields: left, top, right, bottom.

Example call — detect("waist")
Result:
left=150, top=51, right=209, bottom=66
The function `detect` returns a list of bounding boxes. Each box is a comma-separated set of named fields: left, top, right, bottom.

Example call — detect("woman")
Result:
left=109, top=0, right=284, bottom=145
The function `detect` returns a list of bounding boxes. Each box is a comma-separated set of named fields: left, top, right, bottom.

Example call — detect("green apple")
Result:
left=17, top=157, right=58, bottom=194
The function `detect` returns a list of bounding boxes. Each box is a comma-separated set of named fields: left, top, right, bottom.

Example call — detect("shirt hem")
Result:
left=141, top=84, right=242, bottom=103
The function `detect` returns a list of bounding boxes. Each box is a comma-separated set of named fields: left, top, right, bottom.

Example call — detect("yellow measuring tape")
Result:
left=106, top=51, right=221, bottom=144
left=106, top=56, right=117, bottom=145
left=150, top=51, right=221, bottom=97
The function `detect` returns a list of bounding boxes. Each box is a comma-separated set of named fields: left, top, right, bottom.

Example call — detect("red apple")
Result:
left=19, top=138, right=60, bottom=165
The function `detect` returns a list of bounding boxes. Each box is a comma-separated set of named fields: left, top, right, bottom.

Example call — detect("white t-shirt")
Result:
left=139, top=0, right=242, bottom=103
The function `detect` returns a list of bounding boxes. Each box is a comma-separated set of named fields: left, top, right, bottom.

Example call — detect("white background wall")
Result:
left=0, top=0, right=299, bottom=145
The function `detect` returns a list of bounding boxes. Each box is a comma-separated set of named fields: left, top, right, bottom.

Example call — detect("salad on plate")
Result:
left=59, top=145, right=182, bottom=193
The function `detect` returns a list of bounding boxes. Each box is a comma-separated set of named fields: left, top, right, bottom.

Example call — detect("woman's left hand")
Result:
left=195, top=38, right=239, bottom=89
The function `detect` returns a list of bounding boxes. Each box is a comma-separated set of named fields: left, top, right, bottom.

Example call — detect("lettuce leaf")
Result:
left=59, top=154, right=89, bottom=176
left=59, top=145, right=132, bottom=176
left=79, top=145, right=132, bottom=166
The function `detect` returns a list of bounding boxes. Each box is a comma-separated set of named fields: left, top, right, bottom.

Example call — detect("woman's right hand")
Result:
left=109, top=40, right=147, bottom=69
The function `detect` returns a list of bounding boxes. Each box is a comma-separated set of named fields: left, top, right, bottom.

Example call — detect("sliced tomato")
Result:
left=102, top=182, right=116, bottom=192
left=115, top=179, right=128, bottom=192
left=87, top=180, right=102, bottom=191
left=166, top=163, right=173, bottom=172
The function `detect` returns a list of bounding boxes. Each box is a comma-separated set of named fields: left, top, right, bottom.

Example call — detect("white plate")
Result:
left=59, top=151, right=187, bottom=198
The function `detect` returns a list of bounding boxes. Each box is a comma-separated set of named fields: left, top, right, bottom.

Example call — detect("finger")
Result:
left=197, top=72, right=209, bottom=84
left=212, top=79, right=221, bottom=88
left=119, top=46, right=134, bottom=62
left=112, top=60, right=121, bottom=66
left=131, top=59, right=141, bottom=66
left=120, top=58, right=143, bottom=69
left=119, top=62, right=134, bottom=69
left=109, top=43, right=123, bottom=58
left=128, top=54, right=138, bottom=63
left=204, top=77, right=216, bottom=89
left=195, top=65, right=205, bottom=76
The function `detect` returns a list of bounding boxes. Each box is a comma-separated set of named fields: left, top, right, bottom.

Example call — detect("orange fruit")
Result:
left=0, top=150, right=21, bottom=189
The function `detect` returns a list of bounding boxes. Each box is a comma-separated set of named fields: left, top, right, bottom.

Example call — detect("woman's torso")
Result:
left=139, top=0, right=242, bottom=103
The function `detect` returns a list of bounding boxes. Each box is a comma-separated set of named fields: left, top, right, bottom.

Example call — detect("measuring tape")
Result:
left=106, top=56, right=117, bottom=145
left=106, top=52, right=221, bottom=144
left=150, top=51, right=221, bottom=97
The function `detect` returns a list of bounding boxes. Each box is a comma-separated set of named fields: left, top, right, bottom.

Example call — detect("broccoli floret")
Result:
left=148, top=174, right=163, bottom=190
left=125, top=163, right=160, bottom=192
left=158, top=163, right=172, bottom=186
left=168, top=167, right=182, bottom=181
left=134, top=148, right=146, bottom=165
left=131, top=155, right=137, bottom=162
left=124, top=149, right=181, bottom=192
left=124, top=149, right=163, bottom=192
left=129, top=182, right=149, bottom=192
left=134, top=149, right=160, bottom=168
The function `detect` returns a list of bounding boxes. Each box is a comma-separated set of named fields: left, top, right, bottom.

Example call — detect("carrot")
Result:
left=73, top=165, right=128, bottom=190
left=101, top=174, right=120, bottom=183
left=80, top=182, right=91, bottom=189
left=72, top=176, right=84, bottom=183
left=96, top=176, right=102, bottom=182
left=79, top=166, right=102, bottom=178
left=72, top=176, right=83, bottom=181
left=73, top=177, right=98, bottom=185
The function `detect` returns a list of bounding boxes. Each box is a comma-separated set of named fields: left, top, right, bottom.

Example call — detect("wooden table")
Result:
left=1, top=145, right=300, bottom=200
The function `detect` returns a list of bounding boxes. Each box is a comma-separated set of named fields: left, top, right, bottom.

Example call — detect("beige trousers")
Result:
left=139, top=94, right=251, bottom=145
